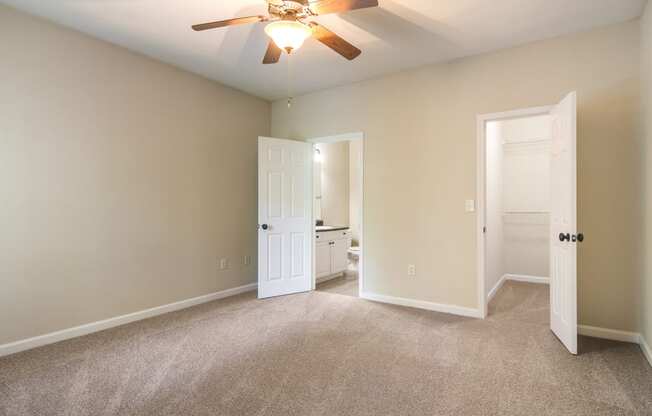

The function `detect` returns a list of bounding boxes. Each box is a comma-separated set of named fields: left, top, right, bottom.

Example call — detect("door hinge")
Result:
left=483, top=226, right=487, bottom=234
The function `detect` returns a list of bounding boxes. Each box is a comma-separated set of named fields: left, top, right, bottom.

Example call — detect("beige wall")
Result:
left=316, top=142, right=350, bottom=226
left=641, top=2, right=652, bottom=352
left=0, top=5, right=270, bottom=345
left=272, top=21, right=641, bottom=332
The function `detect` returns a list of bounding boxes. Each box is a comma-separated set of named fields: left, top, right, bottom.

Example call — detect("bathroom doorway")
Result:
left=307, top=132, right=364, bottom=298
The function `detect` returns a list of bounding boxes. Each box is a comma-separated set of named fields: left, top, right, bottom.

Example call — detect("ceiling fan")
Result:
left=192, top=0, right=379, bottom=64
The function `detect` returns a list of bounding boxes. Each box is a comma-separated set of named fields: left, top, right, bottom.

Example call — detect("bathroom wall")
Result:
left=316, top=141, right=350, bottom=226
left=349, top=140, right=363, bottom=245
left=501, top=115, right=552, bottom=278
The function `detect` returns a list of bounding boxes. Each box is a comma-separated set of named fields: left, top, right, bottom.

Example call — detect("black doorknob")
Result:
left=577, top=233, right=584, bottom=242
left=260, top=224, right=269, bottom=231
left=559, top=233, right=570, bottom=242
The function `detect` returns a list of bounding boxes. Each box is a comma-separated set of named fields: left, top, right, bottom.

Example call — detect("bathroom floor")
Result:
left=316, top=274, right=359, bottom=297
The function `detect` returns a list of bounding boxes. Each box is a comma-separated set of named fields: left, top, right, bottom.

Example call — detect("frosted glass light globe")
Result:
left=265, top=20, right=312, bottom=52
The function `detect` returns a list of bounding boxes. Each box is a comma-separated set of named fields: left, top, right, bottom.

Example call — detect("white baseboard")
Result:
left=316, top=272, right=344, bottom=284
left=0, top=283, right=257, bottom=358
left=487, top=274, right=548, bottom=303
left=487, top=275, right=508, bottom=303
left=360, top=292, right=482, bottom=319
left=504, top=274, right=550, bottom=284
left=578, top=325, right=640, bottom=343
left=639, top=334, right=652, bottom=368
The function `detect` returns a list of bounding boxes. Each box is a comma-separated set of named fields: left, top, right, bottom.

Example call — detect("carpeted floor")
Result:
left=1, top=281, right=651, bottom=415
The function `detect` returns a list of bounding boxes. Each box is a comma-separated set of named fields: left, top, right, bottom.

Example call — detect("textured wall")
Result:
left=0, top=5, right=270, bottom=344
left=272, top=21, right=641, bottom=332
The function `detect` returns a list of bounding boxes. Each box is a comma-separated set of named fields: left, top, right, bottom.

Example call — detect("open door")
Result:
left=549, top=92, right=578, bottom=354
left=258, top=137, right=313, bottom=299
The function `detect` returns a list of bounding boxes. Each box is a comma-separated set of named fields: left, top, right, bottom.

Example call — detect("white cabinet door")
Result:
left=331, top=238, right=350, bottom=274
left=258, top=137, right=313, bottom=299
left=316, top=242, right=332, bottom=278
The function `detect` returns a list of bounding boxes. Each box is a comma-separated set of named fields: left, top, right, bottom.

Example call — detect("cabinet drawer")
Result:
left=315, top=229, right=351, bottom=242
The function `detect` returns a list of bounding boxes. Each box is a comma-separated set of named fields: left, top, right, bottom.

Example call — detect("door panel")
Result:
left=549, top=92, right=578, bottom=355
left=258, top=137, right=313, bottom=298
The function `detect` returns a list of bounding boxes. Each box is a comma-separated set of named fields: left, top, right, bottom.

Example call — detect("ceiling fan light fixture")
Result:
left=264, top=20, right=312, bottom=53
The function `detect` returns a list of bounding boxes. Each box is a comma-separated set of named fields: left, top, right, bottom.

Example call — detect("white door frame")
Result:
left=307, top=132, right=364, bottom=295
left=476, top=106, right=553, bottom=318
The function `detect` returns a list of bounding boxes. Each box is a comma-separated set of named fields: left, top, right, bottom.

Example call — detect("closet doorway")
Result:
left=477, top=93, right=580, bottom=354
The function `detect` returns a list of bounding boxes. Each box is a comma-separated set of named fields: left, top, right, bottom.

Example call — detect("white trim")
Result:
left=487, top=274, right=508, bottom=303
left=306, top=132, right=363, bottom=144
left=487, top=274, right=549, bottom=304
left=316, top=272, right=345, bottom=284
left=0, top=283, right=257, bottom=358
left=476, top=105, right=554, bottom=320
left=640, top=335, right=652, bottom=368
left=360, top=292, right=482, bottom=319
left=577, top=325, right=652, bottom=367
left=577, top=325, right=640, bottom=344
left=503, top=274, right=550, bottom=284
left=476, top=115, right=487, bottom=318
left=308, top=132, right=365, bottom=297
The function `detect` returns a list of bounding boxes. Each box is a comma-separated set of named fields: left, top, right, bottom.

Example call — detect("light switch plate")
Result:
left=407, top=264, right=416, bottom=276
left=465, top=199, right=476, bottom=212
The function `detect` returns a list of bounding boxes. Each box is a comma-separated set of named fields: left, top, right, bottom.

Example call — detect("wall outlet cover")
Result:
left=219, top=258, right=229, bottom=270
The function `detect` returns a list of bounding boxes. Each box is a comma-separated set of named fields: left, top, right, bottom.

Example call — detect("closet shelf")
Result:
left=502, top=138, right=551, bottom=145
left=503, top=211, right=549, bottom=214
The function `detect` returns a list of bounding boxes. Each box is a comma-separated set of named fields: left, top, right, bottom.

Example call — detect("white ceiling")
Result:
left=1, top=0, right=646, bottom=100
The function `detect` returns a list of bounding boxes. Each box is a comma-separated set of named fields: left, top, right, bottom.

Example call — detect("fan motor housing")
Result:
left=269, top=0, right=314, bottom=19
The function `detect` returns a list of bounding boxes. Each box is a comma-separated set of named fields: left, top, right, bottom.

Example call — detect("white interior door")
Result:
left=258, top=137, right=313, bottom=299
left=549, top=92, right=578, bottom=354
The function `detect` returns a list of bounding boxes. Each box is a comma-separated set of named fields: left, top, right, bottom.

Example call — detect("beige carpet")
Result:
left=1, top=281, right=651, bottom=415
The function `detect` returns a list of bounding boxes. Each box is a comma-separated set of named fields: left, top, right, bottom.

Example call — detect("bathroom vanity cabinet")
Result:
left=315, top=229, right=351, bottom=280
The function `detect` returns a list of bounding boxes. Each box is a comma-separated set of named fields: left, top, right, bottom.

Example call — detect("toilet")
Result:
left=346, top=246, right=361, bottom=277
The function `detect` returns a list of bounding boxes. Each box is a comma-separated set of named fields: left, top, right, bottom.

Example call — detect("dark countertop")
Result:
left=316, top=225, right=349, bottom=233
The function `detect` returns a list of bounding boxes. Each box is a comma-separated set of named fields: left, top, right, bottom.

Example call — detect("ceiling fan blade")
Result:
left=263, top=40, right=282, bottom=64
left=192, top=15, right=266, bottom=31
left=309, top=0, right=378, bottom=15
left=309, top=22, right=361, bottom=60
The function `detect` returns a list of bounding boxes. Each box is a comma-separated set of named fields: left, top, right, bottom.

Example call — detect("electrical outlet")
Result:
left=407, top=264, right=416, bottom=276
left=219, top=258, right=229, bottom=270
left=243, top=255, right=251, bottom=266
